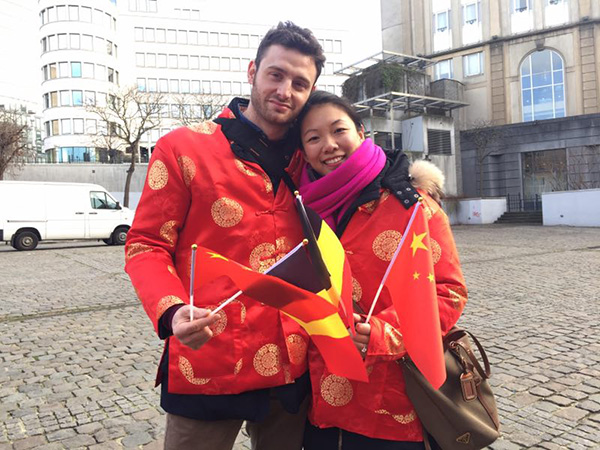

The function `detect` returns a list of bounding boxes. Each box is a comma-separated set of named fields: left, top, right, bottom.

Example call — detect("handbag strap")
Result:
left=446, top=328, right=491, bottom=380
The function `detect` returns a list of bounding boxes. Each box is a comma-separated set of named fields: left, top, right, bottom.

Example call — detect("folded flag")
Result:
left=294, top=194, right=354, bottom=332
left=193, top=246, right=368, bottom=382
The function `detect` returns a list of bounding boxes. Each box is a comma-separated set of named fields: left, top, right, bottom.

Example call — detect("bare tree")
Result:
left=0, top=108, right=35, bottom=180
left=88, top=86, right=163, bottom=207
left=463, top=120, right=504, bottom=197
left=171, top=93, right=229, bottom=127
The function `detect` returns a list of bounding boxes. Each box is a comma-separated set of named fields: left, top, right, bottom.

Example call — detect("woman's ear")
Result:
left=358, top=124, right=366, bottom=141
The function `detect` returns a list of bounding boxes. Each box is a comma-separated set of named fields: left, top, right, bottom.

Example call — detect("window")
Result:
left=334, top=40, right=342, bottom=53
left=179, top=55, right=189, bottom=69
left=209, top=32, right=219, bottom=46
left=201, top=57, right=210, bottom=70
left=51, top=120, right=59, bottom=136
left=48, top=7, right=57, bottom=22
left=58, top=33, right=68, bottom=49
left=521, top=49, right=565, bottom=121
left=324, top=40, right=333, bottom=53
left=181, top=80, right=190, bottom=93
left=178, top=30, right=187, bottom=44
left=190, top=56, right=199, bottom=69
left=146, top=28, right=155, bottom=42
left=191, top=80, right=201, bottom=94
left=156, top=28, right=166, bottom=43
left=136, top=53, right=145, bottom=67
left=146, top=53, right=156, bottom=67
left=80, top=6, right=92, bottom=22
left=434, top=11, right=450, bottom=32
left=108, top=68, right=115, bottom=83
left=167, top=29, right=177, bottom=43
left=159, top=78, right=168, bottom=92
left=514, top=0, right=530, bottom=12
left=210, top=57, right=220, bottom=71
left=96, top=65, right=106, bottom=80
left=434, top=59, right=453, bottom=80
left=90, top=191, right=118, bottom=209
left=49, top=35, right=57, bottom=50
left=60, top=90, right=71, bottom=106
left=168, top=54, right=178, bottom=68
left=147, top=78, right=157, bottom=92
left=221, top=57, right=230, bottom=71
left=230, top=33, right=239, bottom=47
left=84, top=91, right=96, bottom=105
left=83, top=63, right=94, bottom=78
left=199, top=32, right=208, bottom=45
left=231, top=58, right=241, bottom=71
left=72, top=90, right=83, bottom=106
left=50, top=91, right=59, bottom=107
left=463, top=1, right=481, bottom=24
left=240, top=34, right=249, bottom=48
left=137, top=78, right=146, bottom=91
left=58, top=62, right=69, bottom=77
left=81, top=34, right=93, bottom=50
left=61, top=119, right=71, bottom=134
left=86, top=119, right=97, bottom=134
left=189, top=31, right=198, bottom=45
left=463, top=52, right=483, bottom=76
left=70, top=34, right=80, bottom=49
left=71, top=62, right=82, bottom=77
left=170, top=79, right=179, bottom=93
left=49, top=63, right=57, bottom=79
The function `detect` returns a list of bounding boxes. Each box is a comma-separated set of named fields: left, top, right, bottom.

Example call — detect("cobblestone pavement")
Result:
left=0, top=224, right=599, bottom=449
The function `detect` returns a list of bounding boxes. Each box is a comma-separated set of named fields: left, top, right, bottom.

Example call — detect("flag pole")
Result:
left=365, top=199, right=423, bottom=324
left=189, top=244, right=198, bottom=321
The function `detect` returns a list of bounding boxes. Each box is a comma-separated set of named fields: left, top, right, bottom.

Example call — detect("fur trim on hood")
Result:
left=409, top=160, right=445, bottom=203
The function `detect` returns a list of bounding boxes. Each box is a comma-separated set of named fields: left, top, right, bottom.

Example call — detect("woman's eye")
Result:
left=306, top=136, right=318, bottom=143
left=334, top=128, right=347, bottom=134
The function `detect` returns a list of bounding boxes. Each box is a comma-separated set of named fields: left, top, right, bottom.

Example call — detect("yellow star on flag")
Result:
left=410, top=232, right=428, bottom=257
left=413, top=271, right=420, bottom=280
left=427, top=273, right=435, bottom=283
left=207, top=252, right=228, bottom=261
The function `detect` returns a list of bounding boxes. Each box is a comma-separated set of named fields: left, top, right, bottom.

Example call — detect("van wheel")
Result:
left=14, top=231, right=39, bottom=251
left=112, top=227, right=128, bottom=246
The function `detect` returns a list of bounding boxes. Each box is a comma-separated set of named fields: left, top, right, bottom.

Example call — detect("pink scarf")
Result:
left=298, top=138, right=386, bottom=232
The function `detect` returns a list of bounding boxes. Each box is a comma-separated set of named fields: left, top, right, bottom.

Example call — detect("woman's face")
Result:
left=300, top=103, right=365, bottom=176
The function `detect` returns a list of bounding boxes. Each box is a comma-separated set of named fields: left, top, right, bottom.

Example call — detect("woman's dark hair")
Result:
left=255, top=21, right=326, bottom=80
left=297, top=90, right=364, bottom=138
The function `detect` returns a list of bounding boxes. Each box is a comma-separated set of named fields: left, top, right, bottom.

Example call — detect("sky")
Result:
left=0, top=0, right=382, bottom=108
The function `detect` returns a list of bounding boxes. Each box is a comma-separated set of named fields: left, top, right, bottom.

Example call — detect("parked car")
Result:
left=0, top=181, right=133, bottom=251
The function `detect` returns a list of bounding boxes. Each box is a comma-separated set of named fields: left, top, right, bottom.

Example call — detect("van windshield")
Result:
left=90, top=191, right=118, bottom=209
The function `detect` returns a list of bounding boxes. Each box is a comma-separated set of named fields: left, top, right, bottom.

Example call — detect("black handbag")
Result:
left=400, top=327, right=500, bottom=450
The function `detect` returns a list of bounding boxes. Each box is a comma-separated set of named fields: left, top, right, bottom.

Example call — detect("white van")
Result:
left=0, top=181, right=133, bottom=251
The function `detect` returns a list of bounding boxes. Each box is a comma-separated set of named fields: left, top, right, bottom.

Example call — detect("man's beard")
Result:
left=250, top=85, right=294, bottom=126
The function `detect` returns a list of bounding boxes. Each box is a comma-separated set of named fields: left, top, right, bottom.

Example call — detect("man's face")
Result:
left=246, top=44, right=318, bottom=130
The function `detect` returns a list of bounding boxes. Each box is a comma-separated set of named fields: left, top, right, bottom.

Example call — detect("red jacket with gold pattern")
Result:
left=308, top=188, right=467, bottom=442
left=125, top=110, right=310, bottom=395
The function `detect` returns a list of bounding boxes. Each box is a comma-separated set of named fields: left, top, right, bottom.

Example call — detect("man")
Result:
left=125, top=22, right=325, bottom=450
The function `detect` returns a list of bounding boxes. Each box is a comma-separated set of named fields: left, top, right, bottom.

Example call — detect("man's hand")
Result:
left=172, top=306, right=219, bottom=350
left=352, top=313, right=371, bottom=358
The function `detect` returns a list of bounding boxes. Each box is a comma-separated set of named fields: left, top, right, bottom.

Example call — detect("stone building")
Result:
left=381, top=0, right=600, bottom=205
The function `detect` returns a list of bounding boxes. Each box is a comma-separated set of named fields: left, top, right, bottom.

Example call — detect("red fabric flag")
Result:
left=384, top=203, right=446, bottom=389
left=194, top=246, right=368, bottom=382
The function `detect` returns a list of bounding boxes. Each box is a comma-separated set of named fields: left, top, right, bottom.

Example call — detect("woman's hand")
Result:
left=352, top=313, right=371, bottom=358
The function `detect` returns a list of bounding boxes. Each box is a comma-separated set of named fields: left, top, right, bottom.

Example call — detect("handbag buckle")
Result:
left=460, top=371, right=478, bottom=402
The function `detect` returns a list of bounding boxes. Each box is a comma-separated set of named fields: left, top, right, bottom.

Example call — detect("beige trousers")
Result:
left=164, top=395, right=308, bottom=450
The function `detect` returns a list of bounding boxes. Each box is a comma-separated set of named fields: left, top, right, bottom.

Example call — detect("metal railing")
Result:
left=507, top=193, right=542, bottom=212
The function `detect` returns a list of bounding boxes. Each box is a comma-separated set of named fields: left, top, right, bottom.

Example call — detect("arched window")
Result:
left=520, top=49, right=565, bottom=121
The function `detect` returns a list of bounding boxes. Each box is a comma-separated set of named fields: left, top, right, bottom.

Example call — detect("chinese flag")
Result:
left=384, top=203, right=446, bottom=389
left=194, top=247, right=368, bottom=382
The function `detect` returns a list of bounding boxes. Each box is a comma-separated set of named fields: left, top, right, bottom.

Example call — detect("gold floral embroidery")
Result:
left=159, top=220, right=178, bottom=246
left=156, top=295, right=184, bottom=321
left=374, top=409, right=417, bottom=424
left=384, top=323, right=405, bottom=354
left=352, top=278, right=362, bottom=303
left=253, top=344, right=282, bottom=377
left=286, top=334, right=308, bottom=366
left=372, top=230, right=402, bottom=262
left=283, top=364, right=293, bottom=384
left=148, top=160, right=168, bottom=190
left=206, top=307, right=227, bottom=336
left=167, top=265, right=178, bottom=276
left=449, top=287, right=468, bottom=310
left=233, top=159, right=272, bottom=193
left=234, top=358, right=243, bottom=375
left=177, top=155, right=196, bottom=187
left=423, top=205, right=433, bottom=221
left=430, top=238, right=442, bottom=265
left=320, top=374, right=353, bottom=407
left=125, top=243, right=153, bottom=262
left=189, top=121, right=218, bottom=135
left=211, top=197, right=244, bottom=228
left=249, top=237, right=291, bottom=273
left=179, top=356, right=210, bottom=385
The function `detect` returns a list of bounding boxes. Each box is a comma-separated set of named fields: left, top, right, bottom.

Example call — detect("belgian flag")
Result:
left=193, top=247, right=368, bottom=382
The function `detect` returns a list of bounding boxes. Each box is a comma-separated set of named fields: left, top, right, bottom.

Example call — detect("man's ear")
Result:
left=247, top=60, right=257, bottom=85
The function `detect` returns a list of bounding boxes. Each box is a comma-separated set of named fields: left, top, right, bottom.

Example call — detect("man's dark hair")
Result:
left=297, top=90, right=364, bottom=143
left=255, top=21, right=326, bottom=80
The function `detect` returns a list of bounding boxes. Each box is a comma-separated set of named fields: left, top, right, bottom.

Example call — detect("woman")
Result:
left=297, top=91, right=467, bottom=449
